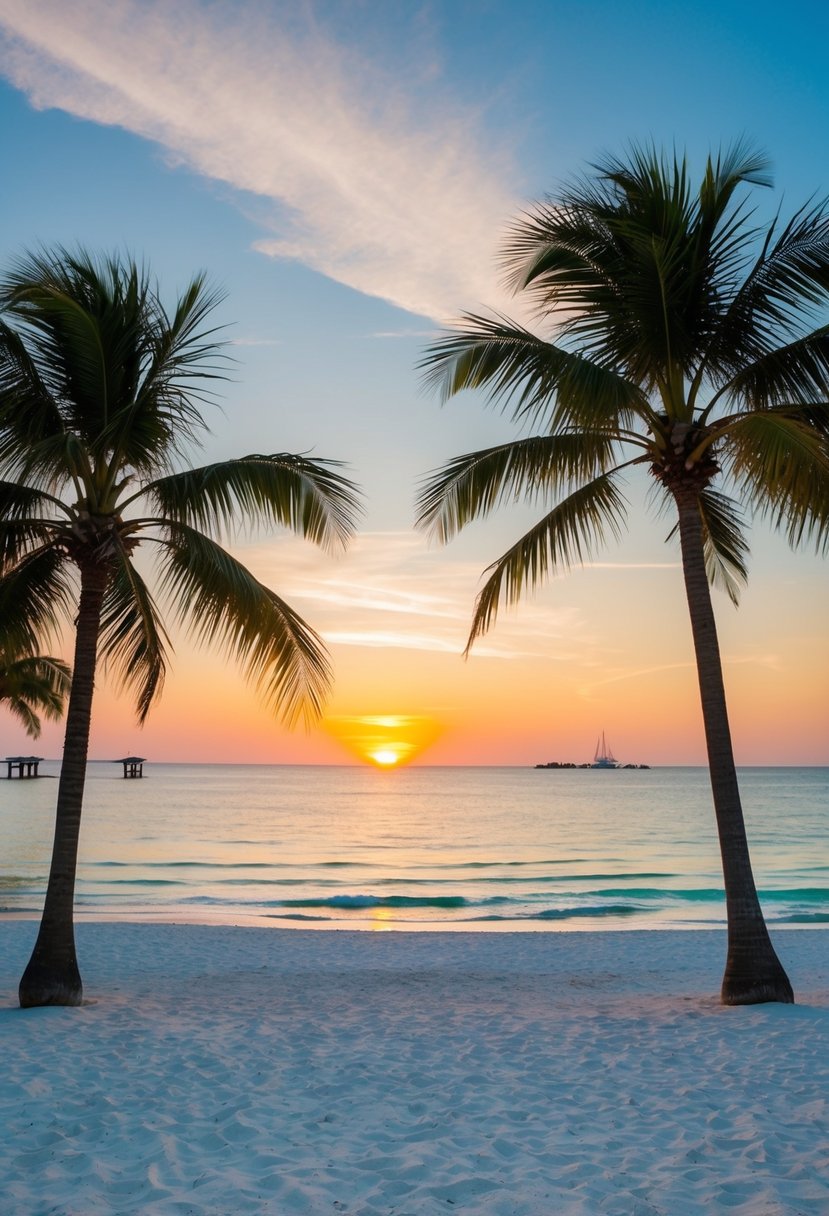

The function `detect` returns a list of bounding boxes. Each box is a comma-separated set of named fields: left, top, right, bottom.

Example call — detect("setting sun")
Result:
left=325, top=713, right=443, bottom=766
left=370, top=749, right=401, bottom=767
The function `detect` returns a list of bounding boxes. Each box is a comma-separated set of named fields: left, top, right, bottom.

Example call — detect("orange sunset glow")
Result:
left=5, top=521, right=825, bottom=768
left=325, top=714, right=444, bottom=767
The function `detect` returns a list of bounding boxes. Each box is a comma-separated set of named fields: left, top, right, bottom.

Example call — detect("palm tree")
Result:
left=417, top=143, right=829, bottom=1005
left=0, top=648, right=71, bottom=738
left=0, top=248, right=361, bottom=1007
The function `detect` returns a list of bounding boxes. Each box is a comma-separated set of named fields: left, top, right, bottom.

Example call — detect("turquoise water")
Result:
left=1, top=764, right=826, bottom=930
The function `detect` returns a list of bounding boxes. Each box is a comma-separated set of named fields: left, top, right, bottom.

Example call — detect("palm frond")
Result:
left=416, top=433, right=619, bottom=543
left=466, top=474, right=627, bottom=649
left=157, top=524, right=332, bottom=726
left=100, top=271, right=229, bottom=475
left=420, top=314, right=648, bottom=432
left=506, top=197, right=695, bottom=383
left=0, top=480, right=64, bottom=566
left=716, top=329, right=829, bottom=412
left=699, top=139, right=773, bottom=201
left=1, top=249, right=124, bottom=441
left=697, top=489, right=750, bottom=605
left=703, top=201, right=829, bottom=388
left=0, top=319, right=66, bottom=461
left=0, top=544, right=74, bottom=652
left=501, top=202, right=618, bottom=304
left=142, top=454, right=361, bottom=551
left=0, top=652, right=72, bottom=735
left=0, top=518, right=61, bottom=569
left=98, top=550, right=171, bottom=724
left=2, top=697, right=42, bottom=737
left=0, top=479, right=64, bottom=520
left=722, top=411, right=829, bottom=548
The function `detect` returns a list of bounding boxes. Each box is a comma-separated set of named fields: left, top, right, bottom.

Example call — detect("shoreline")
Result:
left=4, top=924, right=828, bottom=1214
left=3, top=908, right=829, bottom=932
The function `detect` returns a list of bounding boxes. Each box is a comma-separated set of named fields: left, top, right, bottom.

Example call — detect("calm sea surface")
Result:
left=1, top=764, right=827, bottom=930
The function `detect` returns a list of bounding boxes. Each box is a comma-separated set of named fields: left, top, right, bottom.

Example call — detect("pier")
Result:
left=5, top=756, right=43, bottom=778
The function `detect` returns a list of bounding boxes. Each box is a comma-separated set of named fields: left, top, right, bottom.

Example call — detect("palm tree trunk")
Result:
left=674, top=488, right=793, bottom=1004
left=18, top=560, right=109, bottom=1007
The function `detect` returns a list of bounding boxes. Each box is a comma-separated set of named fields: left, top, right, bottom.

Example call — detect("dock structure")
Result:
left=5, top=755, right=43, bottom=778
left=116, top=755, right=147, bottom=778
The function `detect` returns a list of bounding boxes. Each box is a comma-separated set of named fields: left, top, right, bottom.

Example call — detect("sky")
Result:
left=0, top=0, right=826, bottom=767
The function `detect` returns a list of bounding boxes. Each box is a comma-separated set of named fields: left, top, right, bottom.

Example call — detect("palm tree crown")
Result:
left=420, top=144, right=828, bottom=637
left=417, top=143, right=829, bottom=1003
left=0, top=248, right=361, bottom=1006
left=0, top=248, right=360, bottom=726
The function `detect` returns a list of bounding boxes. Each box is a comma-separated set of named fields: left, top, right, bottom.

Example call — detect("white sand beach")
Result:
left=2, top=924, right=828, bottom=1215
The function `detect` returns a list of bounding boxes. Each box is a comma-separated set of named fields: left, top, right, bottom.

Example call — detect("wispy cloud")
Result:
left=324, top=629, right=462, bottom=653
left=0, top=0, right=522, bottom=321
left=235, top=531, right=590, bottom=661
left=578, top=653, right=782, bottom=698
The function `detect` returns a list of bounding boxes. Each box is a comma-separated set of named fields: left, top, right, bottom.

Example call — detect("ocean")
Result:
left=1, top=763, right=827, bottom=930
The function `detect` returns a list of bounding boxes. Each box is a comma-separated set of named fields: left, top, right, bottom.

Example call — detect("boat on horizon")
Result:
left=534, top=733, right=650, bottom=769
left=591, top=732, right=619, bottom=769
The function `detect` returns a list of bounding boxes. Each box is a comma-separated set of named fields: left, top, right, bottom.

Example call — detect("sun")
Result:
left=369, top=748, right=401, bottom=767
left=324, top=713, right=444, bottom=767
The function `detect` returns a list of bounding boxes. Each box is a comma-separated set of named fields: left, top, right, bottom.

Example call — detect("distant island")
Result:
left=534, top=761, right=651, bottom=770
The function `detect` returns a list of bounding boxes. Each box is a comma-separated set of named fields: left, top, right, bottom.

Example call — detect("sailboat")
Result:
left=591, top=732, right=619, bottom=769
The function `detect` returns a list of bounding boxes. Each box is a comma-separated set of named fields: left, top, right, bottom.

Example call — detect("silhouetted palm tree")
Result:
left=0, top=648, right=71, bottom=737
left=418, top=143, right=829, bottom=1004
left=0, top=249, right=361, bottom=1006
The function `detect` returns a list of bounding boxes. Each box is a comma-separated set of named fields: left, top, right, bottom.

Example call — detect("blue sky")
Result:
left=0, top=0, right=826, bottom=764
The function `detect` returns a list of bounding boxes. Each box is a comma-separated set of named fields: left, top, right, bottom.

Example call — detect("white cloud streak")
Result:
left=235, top=531, right=588, bottom=661
left=578, top=653, right=782, bottom=698
left=0, top=0, right=522, bottom=321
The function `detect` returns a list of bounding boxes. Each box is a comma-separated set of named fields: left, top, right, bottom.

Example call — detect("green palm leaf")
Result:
left=503, top=142, right=777, bottom=394
left=1, top=251, right=228, bottom=487
left=99, top=272, right=228, bottom=475
left=0, top=544, right=73, bottom=652
left=723, top=412, right=829, bottom=549
left=2, top=696, right=41, bottom=736
left=0, top=479, right=64, bottom=520
left=466, top=473, right=627, bottom=649
left=2, top=250, right=122, bottom=441
left=0, top=651, right=72, bottom=737
left=0, top=318, right=65, bottom=452
left=143, top=454, right=360, bottom=551
left=697, top=489, right=749, bottom=605
left=703, top=202, right=829, bottom=385
left=716, top=329, right=829, bottom=411
left=157, top=523, right=332, bottom=727
left=98, top=550, right=171, bottom=724
left=420, top=314, right=649, bottom=431
left=417, top=434, right=620, bottom=543
left=0, top=481, right=65, bottom=565
left=0, top=518, right=57, bottom=568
